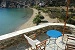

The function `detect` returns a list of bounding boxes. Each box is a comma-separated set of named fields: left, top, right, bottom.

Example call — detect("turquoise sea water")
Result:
left=0, top=8, right=33, bottom=35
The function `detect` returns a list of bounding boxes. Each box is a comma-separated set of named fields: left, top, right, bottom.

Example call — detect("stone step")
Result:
left=70, top=28, right=75, bottom=30
left=70, top=29, right=75, bottom=32
left=25, top=47, right=32, bottom=50
left=72, top=31, right=75, bottom=32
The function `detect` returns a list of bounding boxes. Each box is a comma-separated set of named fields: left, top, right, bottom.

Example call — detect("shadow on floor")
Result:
left=41, top=20, right=48, bottom=23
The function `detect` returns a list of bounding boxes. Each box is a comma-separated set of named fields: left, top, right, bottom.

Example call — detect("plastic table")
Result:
left=46, top=30, right=62, bottom=38
left=46, top=30, right=62, bottom=50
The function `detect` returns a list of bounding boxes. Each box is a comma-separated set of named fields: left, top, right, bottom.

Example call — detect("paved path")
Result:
left=41, top=11, right=58, bottom=23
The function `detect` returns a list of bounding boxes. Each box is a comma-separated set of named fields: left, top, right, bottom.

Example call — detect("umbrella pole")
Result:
left=62, top=0, right=70, bottom=43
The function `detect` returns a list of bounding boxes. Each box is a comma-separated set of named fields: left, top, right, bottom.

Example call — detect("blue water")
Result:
left=0, top=8, right=33, bottom=35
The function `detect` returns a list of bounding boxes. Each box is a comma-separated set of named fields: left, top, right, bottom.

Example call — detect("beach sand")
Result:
left=17, top=8, right=58, bottom=30
left=17, top=8, right=38, bottom=30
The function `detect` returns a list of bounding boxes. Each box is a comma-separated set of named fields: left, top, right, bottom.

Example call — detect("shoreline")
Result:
left=17, top=8, right=59, bottom=31
left=16, top=8, right=38, bottom=30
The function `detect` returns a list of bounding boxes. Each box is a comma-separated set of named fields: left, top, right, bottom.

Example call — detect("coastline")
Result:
left=17, top=8, right=59, bottom=31
left=17, top=8, right=38, bottom=30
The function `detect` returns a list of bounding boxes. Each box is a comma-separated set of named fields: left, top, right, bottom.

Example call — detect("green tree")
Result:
left=33, top=16, right=41, bottom=25
left=33, top=11, right=44, bottom=25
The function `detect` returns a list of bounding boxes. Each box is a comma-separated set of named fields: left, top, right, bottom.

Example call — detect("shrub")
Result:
left=34, top=6, right=41, bottom=10
left=36, top=14, right=44, bottom=19
left=39, top=15, right=44, bottom=19
left=33, top=17, right=41, bottom=25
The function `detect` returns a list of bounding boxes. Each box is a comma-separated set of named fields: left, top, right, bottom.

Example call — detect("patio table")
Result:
left=46, top=30, right=62, bottom=50
left=46, top=30, right=62, bottom=44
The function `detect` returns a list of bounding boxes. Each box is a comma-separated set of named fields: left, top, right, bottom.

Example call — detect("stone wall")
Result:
left=26, top=25, right=72, bottom=36
left=0, top=25, right=73, bottom=50
left=0, top=34, right=26, bottom=50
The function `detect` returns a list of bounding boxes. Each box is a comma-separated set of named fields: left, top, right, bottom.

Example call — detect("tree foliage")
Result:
left=33, top=12, right=44, bottom=25
left=33, top=16, right=41, bottom=25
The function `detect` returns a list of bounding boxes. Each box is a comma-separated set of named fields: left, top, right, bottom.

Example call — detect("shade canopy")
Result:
left=46, top=30, right=62, bottom=38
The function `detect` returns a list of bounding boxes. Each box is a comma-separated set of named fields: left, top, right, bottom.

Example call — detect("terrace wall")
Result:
left=0, top=23, right=75, bottom=49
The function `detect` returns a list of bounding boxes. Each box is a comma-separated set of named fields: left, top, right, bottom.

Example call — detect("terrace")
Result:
left=0, top=23, right=75, bottom=50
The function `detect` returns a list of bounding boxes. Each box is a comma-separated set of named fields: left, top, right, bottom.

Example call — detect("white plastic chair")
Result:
left=24, top=34, right=40, bottom=49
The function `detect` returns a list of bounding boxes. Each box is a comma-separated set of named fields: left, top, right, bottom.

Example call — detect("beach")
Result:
left=17, top=8, right=58, bottom=30
left=17, top=8, right=38, bottom=30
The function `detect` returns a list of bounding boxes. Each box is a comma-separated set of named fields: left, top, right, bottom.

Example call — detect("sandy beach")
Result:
left=17, top=8, right=58, bottom=30
left=17, top=8, right=38, bottom=30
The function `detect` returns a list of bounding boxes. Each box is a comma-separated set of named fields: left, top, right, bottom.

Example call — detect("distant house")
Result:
left=1, top=1, right=6, bottom=8
left=39, top=2, right=45, bottom=7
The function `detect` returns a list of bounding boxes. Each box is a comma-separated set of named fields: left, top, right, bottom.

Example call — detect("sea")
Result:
left=0, top=8, right=33, bottom=35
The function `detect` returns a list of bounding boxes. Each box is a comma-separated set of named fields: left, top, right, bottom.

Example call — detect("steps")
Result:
left=70, top=28, right=75, bottom=35
left=25, top=47, right=32, bottom=50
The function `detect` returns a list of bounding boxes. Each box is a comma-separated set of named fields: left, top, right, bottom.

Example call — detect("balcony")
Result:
left=0, top=23, right=75, bottom=50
